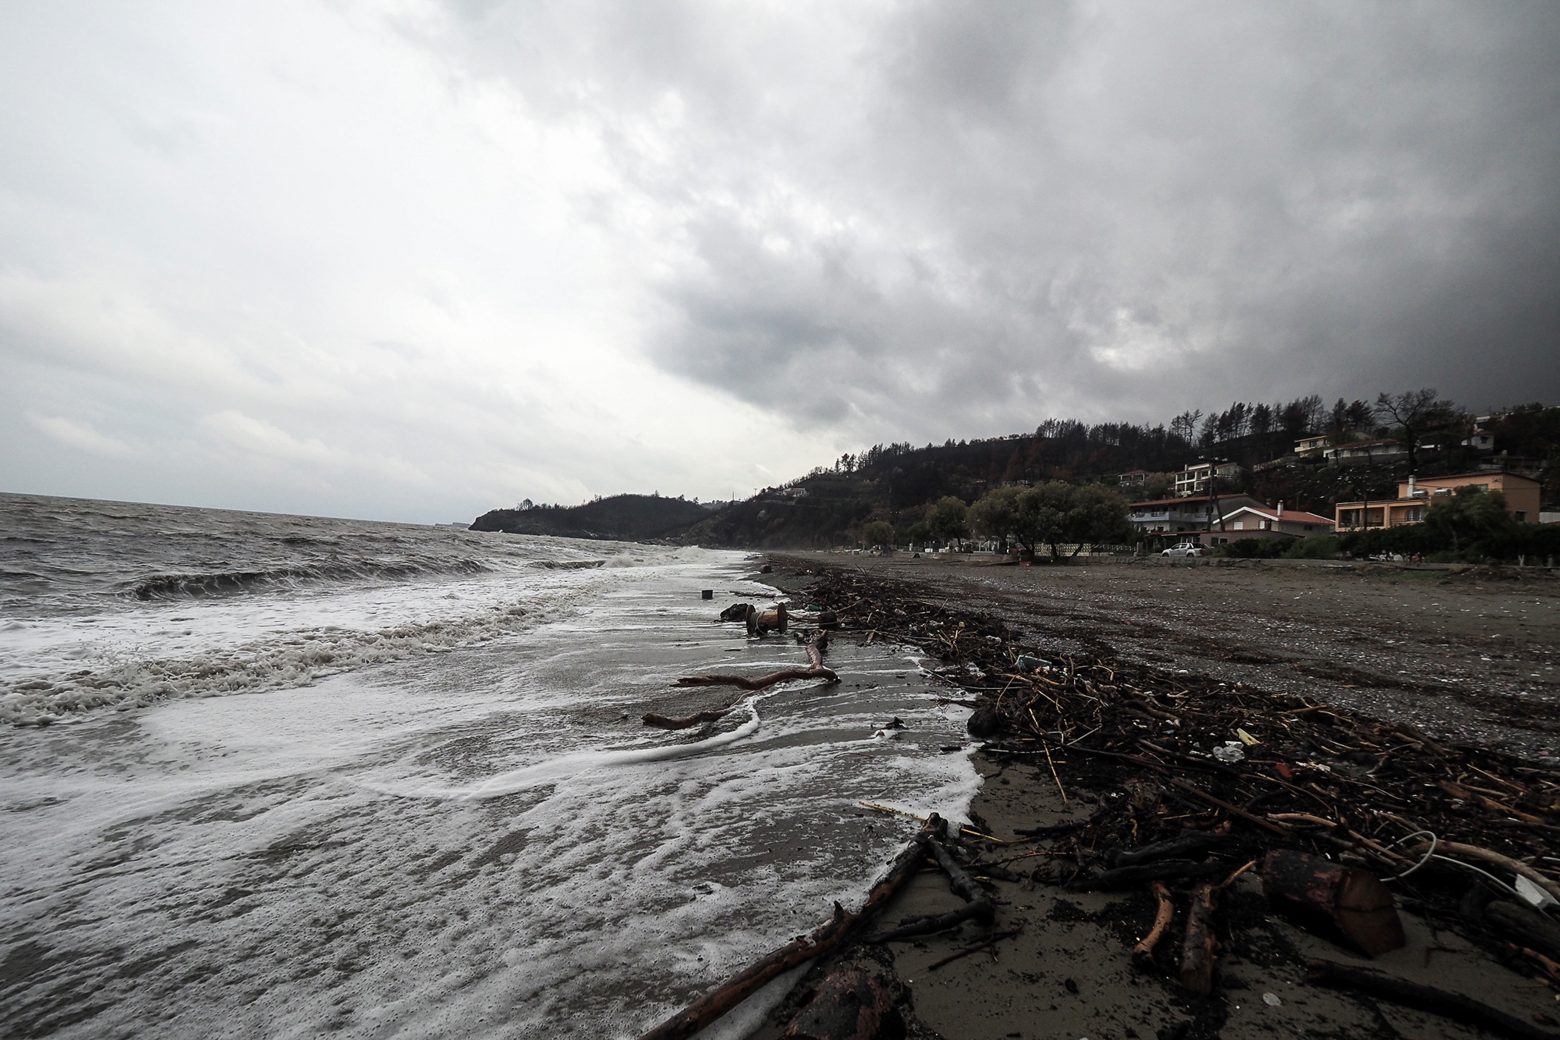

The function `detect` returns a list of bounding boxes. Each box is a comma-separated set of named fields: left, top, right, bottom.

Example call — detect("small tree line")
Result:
left=860, top=483, right=1134, bottom=561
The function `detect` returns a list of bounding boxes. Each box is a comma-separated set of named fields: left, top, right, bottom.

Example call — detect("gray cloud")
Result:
left=3, top=1, right=1557, bottom=522
left=547, top=1, right=1560, bottom=430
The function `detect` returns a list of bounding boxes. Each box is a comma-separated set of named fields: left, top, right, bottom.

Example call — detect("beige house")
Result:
left=1217, top=504, right=1335, bottom=542
left=1324, top=438, right=1409, bottom=464
left=1294, top=434, right=1330, bottom=457
left=1335, top=472, right=1542, bottom=530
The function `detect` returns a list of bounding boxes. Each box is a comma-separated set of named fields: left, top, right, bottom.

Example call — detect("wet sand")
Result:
left=751, top=552, right=1560, bottom=1040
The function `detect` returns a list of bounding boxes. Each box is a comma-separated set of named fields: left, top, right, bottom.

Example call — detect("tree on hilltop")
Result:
left=1375, top=389, right=1459, bottom=470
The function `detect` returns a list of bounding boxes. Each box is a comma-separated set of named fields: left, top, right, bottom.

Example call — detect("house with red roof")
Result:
left=1215, top=503, right=1336, bottom=544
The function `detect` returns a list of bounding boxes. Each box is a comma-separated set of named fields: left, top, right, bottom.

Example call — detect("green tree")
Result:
left=1063, top=485, right=1133, bottom=554
left=861, top=519, right=895, bottom=549
left=1018, top=481, right=1074, bottom=560
left=930, top=495, right=969, bottom=548
left=905, top=519, right=933, bottom=549
left=969, top=486, right=1023, bottom=551
left=1424, top=488, right=1517, bottom=558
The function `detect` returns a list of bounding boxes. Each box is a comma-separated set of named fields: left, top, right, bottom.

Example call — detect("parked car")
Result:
left=1161, top=543, right=1206, bottom=558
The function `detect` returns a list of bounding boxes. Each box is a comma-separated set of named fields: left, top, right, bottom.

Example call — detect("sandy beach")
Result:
left=742, top=553, right=1560, bottom=1040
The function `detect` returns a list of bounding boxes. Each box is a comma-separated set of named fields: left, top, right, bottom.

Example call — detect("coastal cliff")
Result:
left=470, top=493, right=711, bottom=542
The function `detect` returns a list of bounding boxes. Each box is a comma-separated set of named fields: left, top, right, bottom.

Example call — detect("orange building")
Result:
left=1335, top=472, right=1541, bottom=530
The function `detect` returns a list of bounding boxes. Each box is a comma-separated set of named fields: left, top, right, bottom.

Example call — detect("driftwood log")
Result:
left=782, top=963, right=905, bottom=1040
left=671, top=632, right=836, bottom=691
left=1132, top=882, right=1175, bottom=966
left=1178, top=882, right=1219, bottom=995
left=1114, top=830, right=1230, bottom=868
left=1081, top=858, right=1225, bottom=891
left=641, top=708, right=734, bottom=730
left=718, top=603, right=788, bottom=636
left=1260, top=850, right=1405, bottom=957
left=1484, top=900, right=1560, bottom=962
left=1406, top=838, right=1560, bottom=906
left=643, top=635, right=837, bottom=729
left=637, top=816, right=942, bottom=1040
left=870, top=833, right=995, bottom=942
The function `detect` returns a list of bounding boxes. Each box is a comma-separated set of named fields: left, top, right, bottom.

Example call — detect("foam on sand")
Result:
left=0, top=550, right=979, bottom=1039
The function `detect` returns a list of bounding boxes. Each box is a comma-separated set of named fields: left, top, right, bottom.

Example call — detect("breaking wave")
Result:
left=528, top=559, right=606, bottom=571
left=1, top=601, right=546, bottom=726
left=120, top=559, right=494, bottom=600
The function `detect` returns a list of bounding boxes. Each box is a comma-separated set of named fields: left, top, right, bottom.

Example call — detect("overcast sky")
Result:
left=3, top=1, right=1558, bottom=523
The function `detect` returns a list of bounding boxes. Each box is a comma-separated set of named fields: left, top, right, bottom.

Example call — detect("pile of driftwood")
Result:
left=640, top=814, right=973, bottom=1040
left=638, top=565, right=1559, bottom=1039
left=640, top=603, right=839, bottom=730
left=793, top=564, right=1560, bottom=1032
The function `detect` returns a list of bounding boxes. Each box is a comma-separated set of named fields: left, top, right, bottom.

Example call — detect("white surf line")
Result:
left=364, top=692, right=777, bottom=802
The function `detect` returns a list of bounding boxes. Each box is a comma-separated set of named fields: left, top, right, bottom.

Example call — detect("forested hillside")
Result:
left=471, top=494, right=710, bottom=541
left=685, top=396, right=1557, bottom=547
left=477, top=395, right=1559, bottom=548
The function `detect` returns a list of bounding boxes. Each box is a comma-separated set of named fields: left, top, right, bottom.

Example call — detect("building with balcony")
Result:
left=1323, top=438, right=1409, bottom=465
left=1173, top=460, right=1241, bottom=497
left=1294, top=434, right=1330, bottom=457
left=1334, top=472, right=1541, bottom=530
left=1128, top=493, right=1264, bottom=541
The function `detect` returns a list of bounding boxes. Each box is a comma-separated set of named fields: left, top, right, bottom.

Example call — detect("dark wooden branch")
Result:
left=642, top=708, right=735, bottom=730
left=1079, top=858, right=1225, bottom=891
left=672, top=631, right=839, bottom=691
left=1307, top=960, right=1559, bottom=1040
left=927, top=928, right=1022, bottom=971
left=1178, top=882, right=1219, bottom=995
left=637, top=816, right=942, bottom=1040
left=672, top=667, right=839, bottom=690
left=1132, top=882, right=1175, bottom=966
left=1114, top=830, right=1229, bottom=868
left=868, top=833, right=994, bottom=942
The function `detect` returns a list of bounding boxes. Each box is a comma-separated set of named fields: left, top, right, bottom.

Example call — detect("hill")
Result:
left=470, top=494, right=710, bottom=541
left=475, top=397, right=1559, bottom=549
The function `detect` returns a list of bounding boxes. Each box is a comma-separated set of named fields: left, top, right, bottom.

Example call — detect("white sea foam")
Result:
left=0, top=547, right=735, bottom=724
left=0, top=533, right=978, bottom=1039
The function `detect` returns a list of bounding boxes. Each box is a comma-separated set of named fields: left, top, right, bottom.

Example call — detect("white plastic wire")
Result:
left=1383, top=829, right=1525, bottom=901
left=1384, top=829, right=1438, bottom=880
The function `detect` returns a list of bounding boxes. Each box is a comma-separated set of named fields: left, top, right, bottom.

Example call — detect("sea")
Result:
left=0, top=492, right=978, bottom=1039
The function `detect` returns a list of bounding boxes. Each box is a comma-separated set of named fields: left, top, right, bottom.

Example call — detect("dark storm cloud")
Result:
left=449, top=0, right=1559, bottom=438
left=6, top=2, right=1559, bottom=521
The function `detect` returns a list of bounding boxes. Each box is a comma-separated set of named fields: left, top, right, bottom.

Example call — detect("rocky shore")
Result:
left=740, top=552, right=1560, bottom=1040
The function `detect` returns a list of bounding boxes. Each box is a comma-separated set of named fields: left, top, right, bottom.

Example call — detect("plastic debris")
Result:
left=1515, top=874, right=1558, bottom=910
left=1213, top=742, right=1246, bottom=764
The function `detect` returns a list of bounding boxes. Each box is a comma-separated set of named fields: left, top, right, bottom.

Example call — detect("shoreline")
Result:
left=742, top=552, right=1560, bottom=1040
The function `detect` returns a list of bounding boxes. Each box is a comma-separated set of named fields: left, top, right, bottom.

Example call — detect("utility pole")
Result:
left=1202, top=456, right=1229, bottom=536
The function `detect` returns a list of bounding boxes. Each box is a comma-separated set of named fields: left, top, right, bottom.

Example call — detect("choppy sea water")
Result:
left=0, top=494, right=977, bottom=1038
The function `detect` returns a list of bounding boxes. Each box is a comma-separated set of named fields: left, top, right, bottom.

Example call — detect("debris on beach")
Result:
left=644, top=561, right=1560, bottom=1040
left=641, top=628, right=837, bottom=729
left=716, top=600, right=791, bottom=636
